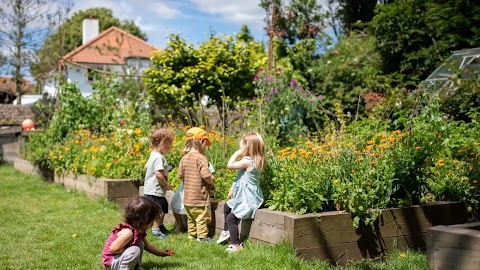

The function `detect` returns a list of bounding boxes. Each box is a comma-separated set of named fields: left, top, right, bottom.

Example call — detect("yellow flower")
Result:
left=72, top=233, right=77, bottom=238
left=435, top=159, right=445, bottom=167
left=332, top=179, right=340, bottom=184
left=378, top=144, right=389, bottom=149
left=399, top=252, right=406, bottom=257
left=415, top=146, right=421, bottom=150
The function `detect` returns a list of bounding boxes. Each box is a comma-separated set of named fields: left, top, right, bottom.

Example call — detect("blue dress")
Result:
left=226, top=156, right=264, bottom=219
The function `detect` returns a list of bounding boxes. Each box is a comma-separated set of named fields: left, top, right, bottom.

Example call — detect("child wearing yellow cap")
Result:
left=177, top=127, right=215, bottom=242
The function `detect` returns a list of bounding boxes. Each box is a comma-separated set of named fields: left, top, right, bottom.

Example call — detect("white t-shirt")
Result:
left=143, top=151, right=172, bottom=197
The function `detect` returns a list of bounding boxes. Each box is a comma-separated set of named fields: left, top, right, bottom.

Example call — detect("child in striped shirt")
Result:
left=177, top=127, right=215, bottom=242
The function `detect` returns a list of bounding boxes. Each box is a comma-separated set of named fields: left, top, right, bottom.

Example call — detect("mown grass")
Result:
left=0, top=165, right=427, bottom=270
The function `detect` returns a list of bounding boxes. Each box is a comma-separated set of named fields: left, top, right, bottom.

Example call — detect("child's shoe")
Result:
left=153, top=231, right=167, bottom=239
left=159, top=225, right=170, bottom=235
left=226, top=243, right=243, bottom=253
left=197, top=237, right=214, bottom=243
left=216, top=230, right=230, bottom=244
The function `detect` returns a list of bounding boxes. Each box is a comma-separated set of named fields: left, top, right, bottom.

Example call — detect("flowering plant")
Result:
left=253, top=69, right=325, bottom=145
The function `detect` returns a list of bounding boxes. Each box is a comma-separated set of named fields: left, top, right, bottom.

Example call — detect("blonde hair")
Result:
left=241, top=132, right=266, bottom=171
left=183, top=139, right=206, bottom=154
left=149, top=128, right=174, bottom=150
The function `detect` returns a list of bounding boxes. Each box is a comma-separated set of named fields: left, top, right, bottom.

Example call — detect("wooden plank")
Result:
left=0, top=126, right=21, bottom=135
left=430, top=247, right=480, bottom=270
left=290, top=203, right=467, bottom=249
left=295, top=233, right=426, bottom=265
left=106, top=179, right=139, bottom=198
left=427, top=225, right=480, bottom=251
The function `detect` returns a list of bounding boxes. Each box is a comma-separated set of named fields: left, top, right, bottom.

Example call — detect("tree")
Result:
left=144, top=32, right=267, bottom=114
left=261, top=0, right=326, bottom=45
left=370, top=0, right=480, bottom=80
left=259, top=0, right=329, bottom=90
left=326, top=0, right=395, bottom=33
left=0, top=0, right=60, bottom=104
left=31, top=7, right=146, bottom=81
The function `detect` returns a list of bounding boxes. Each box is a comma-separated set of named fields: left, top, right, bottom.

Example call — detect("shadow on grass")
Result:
left=142, top=261, right=184, bottom=269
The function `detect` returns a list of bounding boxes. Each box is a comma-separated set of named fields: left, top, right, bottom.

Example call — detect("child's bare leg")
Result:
left=173, top=213, right=185, bottom=232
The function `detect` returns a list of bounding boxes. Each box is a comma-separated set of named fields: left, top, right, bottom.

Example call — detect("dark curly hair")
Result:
left=124, top=196, right=161, bottom=229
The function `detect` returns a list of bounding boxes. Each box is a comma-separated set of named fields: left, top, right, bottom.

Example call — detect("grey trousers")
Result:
left=107, top=242, right=144, bottom=270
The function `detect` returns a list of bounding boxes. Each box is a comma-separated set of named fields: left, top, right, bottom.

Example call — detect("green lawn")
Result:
left=0, top=165, right=427, bottom=270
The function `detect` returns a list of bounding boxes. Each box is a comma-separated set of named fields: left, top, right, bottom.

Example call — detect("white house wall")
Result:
left=42, top=61, right=152, bottom=98
left=65, top=63, right=124, bottom=96
left=126, top=58, right=151, bottom=73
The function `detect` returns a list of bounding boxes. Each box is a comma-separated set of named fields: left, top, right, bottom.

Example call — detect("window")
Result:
left=86, top=68, right=96, bottom=83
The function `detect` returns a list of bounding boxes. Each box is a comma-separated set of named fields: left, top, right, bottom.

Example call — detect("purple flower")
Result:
left=278, top=67, right=283, bottom=74
left=317, top=95, right=325, bottom=101
left=271, top=89, right=278, bottom=94
left=290, top=79, right=297, bottom=87
left=253, top=73, right=259, bottom=81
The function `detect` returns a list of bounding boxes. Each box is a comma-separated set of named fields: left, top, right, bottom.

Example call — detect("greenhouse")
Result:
left=424, top=47, right=480, bottom=89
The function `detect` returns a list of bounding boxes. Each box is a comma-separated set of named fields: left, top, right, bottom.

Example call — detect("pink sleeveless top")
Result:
left=101, top=223, right=146, bottom=267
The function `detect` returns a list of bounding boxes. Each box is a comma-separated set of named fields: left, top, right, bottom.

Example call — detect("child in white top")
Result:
left=143, top=128, right=174, bottom=239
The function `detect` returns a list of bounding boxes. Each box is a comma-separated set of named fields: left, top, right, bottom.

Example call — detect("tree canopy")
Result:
left=31, top=7, right=146, bottom=80
left=370, top=0, right=480, bottom=80
left=144, top=29, right=267, bottom=112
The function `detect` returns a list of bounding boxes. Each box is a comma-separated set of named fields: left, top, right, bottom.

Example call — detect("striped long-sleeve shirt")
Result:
left=177, top=152, right=213, bottom=207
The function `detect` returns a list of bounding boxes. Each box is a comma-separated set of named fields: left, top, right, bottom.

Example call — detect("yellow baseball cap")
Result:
left=185, top=127, right=211, bottom=146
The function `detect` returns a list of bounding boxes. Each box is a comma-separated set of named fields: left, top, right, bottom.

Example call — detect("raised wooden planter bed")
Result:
left=14, top=158, right=139, bottom=209
left=427, top=222, right=480, bottom=270
left=13, top=158, right=54, bottom=181
left=13, top=160, right=467, bottom=264
left=141, top=187, right=467, bottom=265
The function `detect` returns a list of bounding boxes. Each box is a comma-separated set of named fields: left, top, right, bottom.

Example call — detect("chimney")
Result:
left=82, top=18, right=99, bottom=45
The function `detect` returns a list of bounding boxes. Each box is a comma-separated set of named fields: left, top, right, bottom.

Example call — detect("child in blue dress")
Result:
left=217, top=132, right=266, bottom=253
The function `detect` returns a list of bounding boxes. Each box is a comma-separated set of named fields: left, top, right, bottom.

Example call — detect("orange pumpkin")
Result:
left=21, top=119, right=35, bottom=130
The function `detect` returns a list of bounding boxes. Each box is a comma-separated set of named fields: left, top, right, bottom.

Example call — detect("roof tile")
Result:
left=63, top=26, right=159, bottom=64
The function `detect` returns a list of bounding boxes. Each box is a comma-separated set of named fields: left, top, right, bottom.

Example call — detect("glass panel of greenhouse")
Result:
left=424, top=47, right=480, bottom=89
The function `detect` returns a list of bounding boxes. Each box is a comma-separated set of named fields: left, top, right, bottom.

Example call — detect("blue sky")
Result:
left=69, top=0, right=268, bottom=48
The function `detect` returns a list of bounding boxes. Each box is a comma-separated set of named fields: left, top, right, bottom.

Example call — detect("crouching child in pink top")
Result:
left=102, top=196, right=174, bottom=270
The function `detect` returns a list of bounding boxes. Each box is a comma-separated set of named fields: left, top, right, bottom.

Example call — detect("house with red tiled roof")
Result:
left=43, top=19, right=159, bottom=97
left=0, top=77, right=36, bottom=104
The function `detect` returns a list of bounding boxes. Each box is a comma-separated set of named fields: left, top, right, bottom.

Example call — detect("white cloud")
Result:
left=70, top=0, right=133, bottom=20
left=152, top=2, right=181, bottom=19
left=188, top=0, right=265, bottom=29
